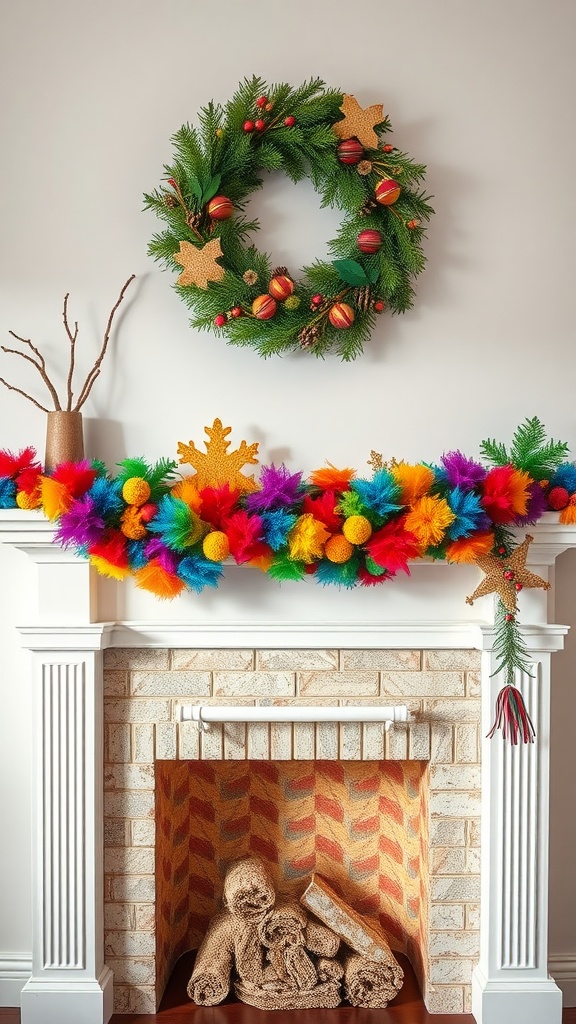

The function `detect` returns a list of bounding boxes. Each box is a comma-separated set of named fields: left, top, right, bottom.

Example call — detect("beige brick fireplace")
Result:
left=0, top=509, right=573, bottom=1024
left=103, top=645, right=482, bottom=1014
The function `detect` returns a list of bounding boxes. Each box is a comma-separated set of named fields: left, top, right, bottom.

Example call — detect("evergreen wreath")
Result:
left=145, top=77, right=434, bottom=361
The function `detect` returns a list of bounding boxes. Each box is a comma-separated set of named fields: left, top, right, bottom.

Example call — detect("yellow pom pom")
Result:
left=202, top=531, right=230, bottom=562
left=342, top=514, right=372, bottom=545
left=122, top=476, right=151, bottom=506
left=324, top=534, right=354, bottom=563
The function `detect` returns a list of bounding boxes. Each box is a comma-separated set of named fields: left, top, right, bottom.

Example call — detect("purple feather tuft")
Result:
left=441, top=450, right=487, bottom=489
left=246, top=464, right=304, bottom=511
left=55, top=495, right=105, bottom=548
left=144, top=538, right=178, bottom=573
left=514, top=481, right=548, bottom=526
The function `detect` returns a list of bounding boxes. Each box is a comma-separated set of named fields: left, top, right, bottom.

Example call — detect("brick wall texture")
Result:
left=103, top=647, right=482, bottom=1015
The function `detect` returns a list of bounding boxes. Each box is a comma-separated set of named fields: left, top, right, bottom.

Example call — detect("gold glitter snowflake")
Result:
left=177, top=418, right=260, bottom=493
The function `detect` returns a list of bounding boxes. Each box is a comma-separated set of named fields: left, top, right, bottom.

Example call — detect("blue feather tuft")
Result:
left=446, top=487, right=491, bottom=540
left=260, top=508, right=298, bottom=551
left=0, top=478, right=17, bottom=508
left=178, top=553, right=223, bottom=593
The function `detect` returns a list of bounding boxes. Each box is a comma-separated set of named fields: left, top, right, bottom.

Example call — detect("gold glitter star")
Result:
left=465, top=534, right=551, bottom=614
left=333, top=94, right=385, bottom=150
left=177, top=418, right=260, bottom=493
left=174, top=238, right=225, bottom=289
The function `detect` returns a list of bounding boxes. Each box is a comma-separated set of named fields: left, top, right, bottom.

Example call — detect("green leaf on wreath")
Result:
left=332, top=259, right=370, bottom=286
left=366, top=264, right=380, bottom=286
left=200, top=173, right=222, bottom=206
left=188, top=177, right=203, bottom=204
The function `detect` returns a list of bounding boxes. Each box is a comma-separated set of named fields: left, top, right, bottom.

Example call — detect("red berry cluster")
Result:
left=243, top=96, right=296, bottom=134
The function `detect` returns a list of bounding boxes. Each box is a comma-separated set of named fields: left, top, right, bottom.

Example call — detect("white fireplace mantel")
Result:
left=1, top=510, right=575, bottom=1024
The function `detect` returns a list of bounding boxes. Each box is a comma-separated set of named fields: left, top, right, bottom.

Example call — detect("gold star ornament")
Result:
left=333, top=94, right=385, bottom=150
left=465, top=534, right=551, bottom=614
left=174, top=238, right=225, bottom=289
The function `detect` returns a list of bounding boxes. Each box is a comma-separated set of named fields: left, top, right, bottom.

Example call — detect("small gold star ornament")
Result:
left=174, top=238, right=225, bottom=289
left=465, top=534, right=551, bottom=614
left=333, top=94, right=385, bottom=150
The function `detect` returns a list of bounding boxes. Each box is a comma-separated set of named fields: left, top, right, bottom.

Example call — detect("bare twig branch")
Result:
left=74, top=274, right=136, bottom=411
left=2, top=337, right=62, bottom=410
left=1, top=274, right=136, bottom=415
left=62, top=293, right=79, bottom=412
left=0, top=377, right=50, bottom=412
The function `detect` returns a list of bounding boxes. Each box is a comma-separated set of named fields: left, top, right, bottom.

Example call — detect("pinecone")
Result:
left=359, top=199, right=378, bottom=216
left=272, top=265, right=289, bottom=277
left=163, top=193, right=178, bottom=208
left=298, top=324, right=320, bottom=349
left=353, top=286, right=372, bottom=312
left=186, top=210, right=203, bottom=231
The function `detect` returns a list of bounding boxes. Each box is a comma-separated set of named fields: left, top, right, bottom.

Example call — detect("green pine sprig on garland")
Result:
left=144, top=76, right=434, bottom=360
left=480, top=416, right=570, bottom=481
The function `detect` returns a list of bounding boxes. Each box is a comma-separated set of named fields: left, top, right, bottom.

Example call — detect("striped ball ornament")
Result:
left=252, top=294, right=278, bottom=320
left=337, top=139, right=364, bottom=165
left=268, top=274, right=295, bottom=301
left=207, top=195, right=234, bottom=220
left=328, top=302, right=355, bottom=329
left=357, top=229, right=382, bottom=254
left=375, top=178, right=401, bottom=205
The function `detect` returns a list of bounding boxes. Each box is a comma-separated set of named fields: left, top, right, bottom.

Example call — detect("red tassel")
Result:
left=487, top=685, right=535, bottom=744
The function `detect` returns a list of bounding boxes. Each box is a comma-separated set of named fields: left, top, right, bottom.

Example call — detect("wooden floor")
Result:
left=1, top=953, right=575, bottom=1024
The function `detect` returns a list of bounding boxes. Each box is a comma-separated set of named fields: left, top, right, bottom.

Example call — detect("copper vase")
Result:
left=45, top=410, right=85, bottom=472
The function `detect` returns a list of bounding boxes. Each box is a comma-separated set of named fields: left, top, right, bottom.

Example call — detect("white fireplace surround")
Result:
left=1, top=509, right=575, bottom=1024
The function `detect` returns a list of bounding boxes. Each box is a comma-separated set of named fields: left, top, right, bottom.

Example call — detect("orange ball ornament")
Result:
left=325, top=534, right=354, bottom=563
left=328, top=302, right=355, bottom=329
left=252, top=294, right=278, bottom=320
left=268, top=274, right=295, bottom=301
left=375, top=178, right=401, bottom=205
left=207, top=195, right=234, bottom=220
left=342, top=515, right=373, bottom=545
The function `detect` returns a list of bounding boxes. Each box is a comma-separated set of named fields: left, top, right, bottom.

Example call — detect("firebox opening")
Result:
left=155, top=758, right=429, bottom=1008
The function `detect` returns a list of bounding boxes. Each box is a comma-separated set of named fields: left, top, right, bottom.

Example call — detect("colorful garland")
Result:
left=145, top=77, right=434, bottom=360
left=2, top=417, right=574, bottom=742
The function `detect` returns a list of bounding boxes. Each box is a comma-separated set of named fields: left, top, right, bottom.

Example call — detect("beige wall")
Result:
left=0, top=0, right=575, bottom=992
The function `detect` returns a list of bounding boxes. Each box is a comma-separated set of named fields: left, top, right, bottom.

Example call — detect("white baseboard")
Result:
left=0, top=954, right=31, bottom=1007
left=549, top=954, right=576, bottom=1007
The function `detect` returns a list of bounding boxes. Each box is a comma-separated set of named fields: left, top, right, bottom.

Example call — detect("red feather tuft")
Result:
left=50, top=461, right=97, bottom=498
left=199, top=484, right=241, bottom=529
left=302, top=490, right=343, bottom=531
left=0, top=447, right=39, bottom=478
left=365, top=517, right=420, bottom=576
left=223, top=510, right=266, bottom=563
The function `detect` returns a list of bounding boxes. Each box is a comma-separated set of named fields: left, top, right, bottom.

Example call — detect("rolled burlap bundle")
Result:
left=187, top=910, right=235, bottom=1006
left=223, top=856, right=275, bottom=922
left=305, top=917, right=340, bottom=958
left=233, top=919, right=265, bottom=986
left=235, top=978, right=341, bottom=1010
left=283, top=944, right=317, bottom=991
left=316, top=956, right=344, bottom=982
left=258, top=897, right=308, bottom=948
left=342, top=951, right=404, bottom=1008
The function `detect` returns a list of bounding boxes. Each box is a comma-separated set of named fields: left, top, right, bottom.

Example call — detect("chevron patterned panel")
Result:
left=155, top=758, right=428, bottom=979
